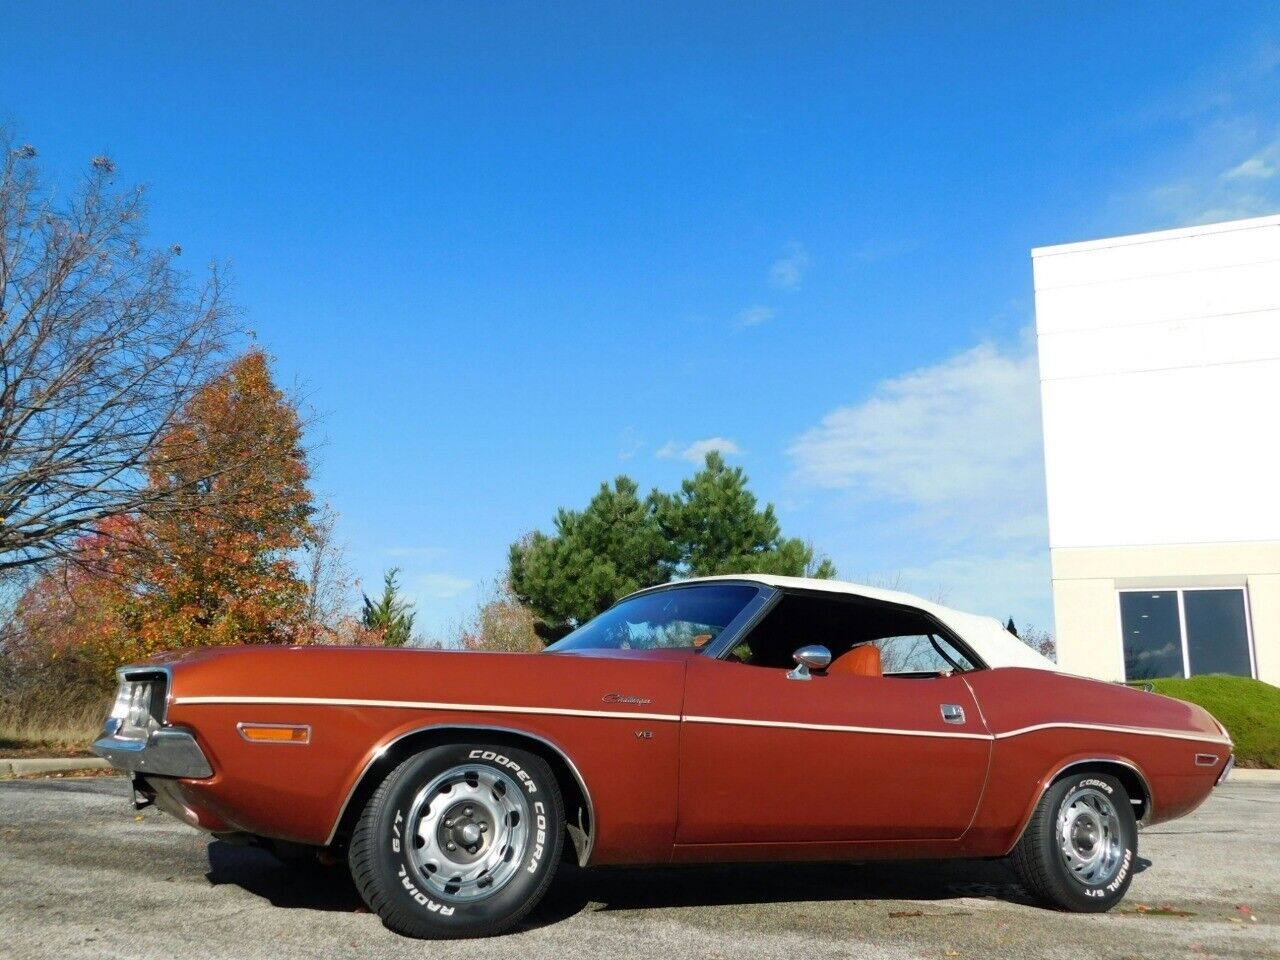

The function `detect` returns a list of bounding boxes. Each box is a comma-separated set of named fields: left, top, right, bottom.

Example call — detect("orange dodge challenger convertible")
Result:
left=93, top=575, right=1233, bottom=939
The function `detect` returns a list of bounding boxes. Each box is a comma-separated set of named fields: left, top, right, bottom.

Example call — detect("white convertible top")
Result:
left=665, top=574, right=1057, bottom=671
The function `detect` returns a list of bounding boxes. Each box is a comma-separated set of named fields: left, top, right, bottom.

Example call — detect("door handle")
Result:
left=940, top=704, right=966, bottom=724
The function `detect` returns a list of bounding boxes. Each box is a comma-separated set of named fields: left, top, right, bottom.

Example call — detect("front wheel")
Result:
left=349, top=743, right=564, bottom=938
left=1010, top=771, right=1137, bottom=912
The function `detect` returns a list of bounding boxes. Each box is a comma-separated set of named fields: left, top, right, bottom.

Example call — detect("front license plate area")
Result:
left=132, top=775, right=156, bottom=811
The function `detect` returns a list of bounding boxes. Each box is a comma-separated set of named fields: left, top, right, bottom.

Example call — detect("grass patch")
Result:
left=1148, top=675, right=1280, bottom=769
left=0, top=689, right=108, bottom=758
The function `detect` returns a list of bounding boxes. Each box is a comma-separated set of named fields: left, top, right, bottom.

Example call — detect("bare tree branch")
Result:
left=0, top=129, right=236, bottom=573
left=302, top=502, right=355, bottom=633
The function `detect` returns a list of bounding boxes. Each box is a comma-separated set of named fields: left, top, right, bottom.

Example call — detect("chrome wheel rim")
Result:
left=404, top=763, right=530, bottom=903
left=1056, top=785, right=1124, bottom=886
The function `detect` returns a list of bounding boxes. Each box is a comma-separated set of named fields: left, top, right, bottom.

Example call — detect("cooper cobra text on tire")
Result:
left=348, top=743, right=564, bottom=938
left=1011, top=771, right=1137, bottom=912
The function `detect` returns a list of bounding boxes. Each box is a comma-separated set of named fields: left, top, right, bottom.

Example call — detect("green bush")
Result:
left=1148, top=675, right=1280, bottom=769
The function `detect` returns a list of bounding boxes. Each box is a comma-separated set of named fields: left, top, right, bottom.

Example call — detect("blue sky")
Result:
left=4, top=3, right=1278, bottom=636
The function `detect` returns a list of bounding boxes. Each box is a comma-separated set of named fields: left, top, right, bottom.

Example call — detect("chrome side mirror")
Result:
left=786, top=644, right=831, bottom=681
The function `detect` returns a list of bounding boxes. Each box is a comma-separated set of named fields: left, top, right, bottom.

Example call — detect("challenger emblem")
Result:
left=602, top=692, right=652, bottom=705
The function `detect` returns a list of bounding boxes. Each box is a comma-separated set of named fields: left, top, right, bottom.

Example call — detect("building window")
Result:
left=1118, top=588, right=1255, bottom=681
left=1118, top=591, right=1182, bottom=680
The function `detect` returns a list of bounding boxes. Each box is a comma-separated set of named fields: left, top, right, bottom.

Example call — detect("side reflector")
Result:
left=237, top=723, right=311, bottom=744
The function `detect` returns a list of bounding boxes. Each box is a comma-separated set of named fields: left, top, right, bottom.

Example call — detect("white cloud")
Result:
left=1223, top=149, right=1278, bottom=181
left=894, top=551, right=1052, bottom=625
left=789, top=333, right=1049, bottom=622
left=1146, top=139, right=1280, bottom=224
left=769, top=242, right=809, bottom=291
left=410, top=573, right=474, bottom=601
left=1126, top=45, right=1280, bottom=226
left=657, top=437, right=742, bottom=463
left=617, top=426, right=644, bottom=460
left=735, top=304, right=776, bottom=328
left=791, top=337, right=1043, bottom=517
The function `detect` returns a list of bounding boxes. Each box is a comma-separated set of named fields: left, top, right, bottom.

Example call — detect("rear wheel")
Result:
left=349, top=743, right=563, bottom=939
left=1011, top=771, right=1137, bottom=912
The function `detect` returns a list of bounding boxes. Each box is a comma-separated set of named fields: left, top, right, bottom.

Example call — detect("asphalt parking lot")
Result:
left=1, top=777, right=1277, bottom=960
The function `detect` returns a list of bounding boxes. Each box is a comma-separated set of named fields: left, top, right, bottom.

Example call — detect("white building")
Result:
left=1032, top=213, right=1280, bottom=686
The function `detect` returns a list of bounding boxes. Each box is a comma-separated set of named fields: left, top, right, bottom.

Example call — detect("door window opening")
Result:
left=725, top=590, right=979, bottom=677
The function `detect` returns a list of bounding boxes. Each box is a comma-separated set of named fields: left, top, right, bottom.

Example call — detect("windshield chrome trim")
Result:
left=702, top=583, right=780, bottom=660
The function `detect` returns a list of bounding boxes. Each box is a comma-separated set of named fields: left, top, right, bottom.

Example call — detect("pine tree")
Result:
left=509, top=453, right=835, bottom=636
left=361, top=568, right=417, bottom=647
left=656, top=452, right=835, bottom=579
left=509, top=477, right=675, bottom=631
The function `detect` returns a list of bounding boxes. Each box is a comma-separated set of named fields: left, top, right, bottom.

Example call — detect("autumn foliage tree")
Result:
left=115, top=350, right=313, bottom=659
left=459, top=578, right=543, bottom=653
left=4, top=516, right=137, bottom=694
left=5, top=350, right=315, bottom=687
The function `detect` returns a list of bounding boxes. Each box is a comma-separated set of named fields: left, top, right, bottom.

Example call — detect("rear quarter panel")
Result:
left=960, top=668, right=1230, bottom=855
left=161, top=647, right=686, bottom=862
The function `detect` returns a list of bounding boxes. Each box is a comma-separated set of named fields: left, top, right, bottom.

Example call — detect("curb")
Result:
left=1230, top=768, right=1280, bottom=783
left=0, top=757, right=111, bottom=777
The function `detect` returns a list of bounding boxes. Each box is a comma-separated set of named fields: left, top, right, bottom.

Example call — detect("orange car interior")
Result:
left=828, top=643, right=882, bottom=677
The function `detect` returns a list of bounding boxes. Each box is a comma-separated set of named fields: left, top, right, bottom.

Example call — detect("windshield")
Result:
left=546, top=584, right=759, bottom=652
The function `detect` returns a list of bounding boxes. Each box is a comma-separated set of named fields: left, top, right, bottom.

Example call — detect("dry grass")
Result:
left=0, top=688, right=109, bottom=757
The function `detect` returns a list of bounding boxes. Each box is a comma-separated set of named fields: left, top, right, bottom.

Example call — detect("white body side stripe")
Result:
left=680, top=714, right=990, bottom=741
left=172, top=696, right=1231, bottom=747
left=173, top=695, right=676, bottom=724
left=991, top=721, right=1231, bottom=746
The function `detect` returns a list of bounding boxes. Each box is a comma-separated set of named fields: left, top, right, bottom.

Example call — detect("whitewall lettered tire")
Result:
left=1011, top=771, right=1137, bottom=912
left=348, top=743, right=564, bottom=938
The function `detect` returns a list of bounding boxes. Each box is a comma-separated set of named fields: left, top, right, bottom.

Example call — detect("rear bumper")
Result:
left=91, top=725, right=213, bottom=779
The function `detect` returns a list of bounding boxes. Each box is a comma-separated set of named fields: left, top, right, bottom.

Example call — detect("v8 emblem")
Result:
left=634, top=730, right=653, bottom=740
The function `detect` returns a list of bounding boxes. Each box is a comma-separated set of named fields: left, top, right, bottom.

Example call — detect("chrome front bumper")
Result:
left=1216, top=754, right=1235, bottom=786
left=91, top=724, right=213, bottom=779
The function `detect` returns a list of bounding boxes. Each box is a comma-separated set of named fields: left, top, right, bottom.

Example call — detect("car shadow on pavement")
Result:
left=533, top=854, right=1152, bottom=927
left=206, top=841, right=365, bottom=912
left=528, top=858, right=1037, bottom=928
left=209, top=839, right=1146, bottom=930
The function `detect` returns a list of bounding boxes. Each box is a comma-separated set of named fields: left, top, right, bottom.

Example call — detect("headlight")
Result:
left=105, top=673, right=166, bottom=738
